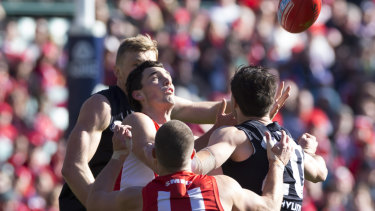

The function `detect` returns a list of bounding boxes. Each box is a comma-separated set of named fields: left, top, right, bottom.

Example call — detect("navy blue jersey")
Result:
left=59, top=85, right=132, bottom=211
left=222, top=120, right=304, bottom=211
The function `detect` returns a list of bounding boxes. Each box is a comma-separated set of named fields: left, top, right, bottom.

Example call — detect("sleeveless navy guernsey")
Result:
left=59, top=86, right=132, bottom=211
left=221, top=120, right=305, bottom=211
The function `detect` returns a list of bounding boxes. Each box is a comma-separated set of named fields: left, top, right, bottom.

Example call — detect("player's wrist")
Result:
left=191, top=156, right=202, bottom=174
left=269, top=159, right=285, bottom=170
left=303, top=149, right=316, bottom=156
left=111, top=150, right=129, bottom=162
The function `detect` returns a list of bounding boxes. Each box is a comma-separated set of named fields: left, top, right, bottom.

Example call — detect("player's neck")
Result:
left=142, top=106, right=172, bottom=125
left=237, top=113, right=272, bottom=125
left=117, top=82, right=127, bottom=94
left=157, top=161, right=192, bottom=176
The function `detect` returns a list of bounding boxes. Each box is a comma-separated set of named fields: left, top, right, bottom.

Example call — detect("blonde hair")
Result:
left=115, top=34, right=158, bottom=66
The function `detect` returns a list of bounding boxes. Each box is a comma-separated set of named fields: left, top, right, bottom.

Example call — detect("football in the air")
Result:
left=277, top=0, right=322, bottom=33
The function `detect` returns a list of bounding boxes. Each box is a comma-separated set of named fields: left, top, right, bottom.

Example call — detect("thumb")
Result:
left=218, top=99, right=227, bottom=115
left=265, top=132, right=274, bottom=150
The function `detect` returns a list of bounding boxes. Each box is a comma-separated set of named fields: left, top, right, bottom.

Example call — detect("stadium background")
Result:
left=0, top=0, right=374, bottom=210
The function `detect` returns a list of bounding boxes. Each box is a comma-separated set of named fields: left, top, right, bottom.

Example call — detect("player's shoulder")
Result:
left=212, top=126, right=247, bottom=143
left=213, top=174, right=242, bottom=201
left=126, top=112, right=151, bottom=121
left=124, top=112, right=154, bottom=126
left=215, top=125, right=243, bottom=134
left=83, top=93, right=111, bottom=109
left=77, top=94, right=112, bottom=120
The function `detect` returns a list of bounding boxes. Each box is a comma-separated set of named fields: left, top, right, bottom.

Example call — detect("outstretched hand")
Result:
left=265, top=131, right=294, bottom=166
left=112, top=123, right=133, bottom=156
left=143, top=142, right=156, bottom=169
left=270, top=81, right=291, bottom=120
left=298, top=133, right=318, bottom=155
left=214, top=99, right=236, bottom=128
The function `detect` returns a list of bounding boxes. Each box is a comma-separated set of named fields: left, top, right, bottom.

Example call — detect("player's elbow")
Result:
left=308, top=168, right=328, bottom=183
left=257, top=198, right=281, bottom=211
left=246, top=197, right=281, bottom=211
left=314, top=167, right=328, bottom=183
left=86, top=194, right=99, bottom=211
left=61, top=161, right=77, bottom=181
left=61, top=162, right=70, bottom=179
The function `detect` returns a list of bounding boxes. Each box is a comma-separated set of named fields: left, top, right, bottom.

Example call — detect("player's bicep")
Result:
left=303, top=153, right=316, bottom=181
left=215, top=175, right=268, bottom=211
left=205, top=127, right=240, bottom=168
left=303, top=153, right=327, bottom=182
left=233, top=188, right=270, bottom=211
left=65, top=95, right=111, bottom=165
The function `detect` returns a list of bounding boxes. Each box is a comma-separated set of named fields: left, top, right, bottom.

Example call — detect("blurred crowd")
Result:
left=0, top=0, right=374, bottom=210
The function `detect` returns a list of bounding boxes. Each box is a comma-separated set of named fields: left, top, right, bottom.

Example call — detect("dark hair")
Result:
left=155, top=120, right=194, bottom=171
left=126, top=60, right=164, bottom=112
left=230, top=65, right=277, bottom=117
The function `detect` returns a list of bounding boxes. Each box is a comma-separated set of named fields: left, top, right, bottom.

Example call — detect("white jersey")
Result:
left=120, top=152, right=155, bottom=190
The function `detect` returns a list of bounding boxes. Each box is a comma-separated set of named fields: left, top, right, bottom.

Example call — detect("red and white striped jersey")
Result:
left=120, top=120, right=160, bottom=190
left=142, top=171, right=224, bottom=211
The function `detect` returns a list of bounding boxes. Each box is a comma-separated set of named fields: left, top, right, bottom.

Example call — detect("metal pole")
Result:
left=71, top=0, right=95, bottom=34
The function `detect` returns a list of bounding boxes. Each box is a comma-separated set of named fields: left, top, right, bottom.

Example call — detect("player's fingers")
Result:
left=125, top=128, right=132, bottom=139
left=218, top=99, right=227, bottom=115
left=305, top=133, right=315, bottom=139
left=115, top=125, right=122, bottom=136
left=281, top=130, right=288, bottom=146
left=118, top=125, right=125, bottom=133
left=298, top=133, right=307, bottom=143
left=113, top=124, right=119, bottom=132
left=270, top=104, right=280, bottom=120
left=265, top=131, right=274, bottom=149
left=274, top=103, right=281, bottom=112
left=278, top=85, right=291, bottom=106
left=275, top=81, right=285, bottom=100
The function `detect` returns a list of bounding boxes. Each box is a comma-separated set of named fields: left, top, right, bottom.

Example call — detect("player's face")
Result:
left=139, top=67, right=175, bottom=108
left=117, top=50, right=157, bottom=88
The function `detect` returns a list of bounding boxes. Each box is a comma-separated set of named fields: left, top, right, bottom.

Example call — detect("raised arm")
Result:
left=171, top=96, right=227, bottom=124
left=270, top=81, right=290, bottom=120
left=87, top=124, right=143, bottom=211
left=123, top=112, right=158, bottom=172
left=298, top=133, right=328, bottom=182
left=216, top=131, right=293, bottom=211
left=194, top=99, right=236, bottom=151
left=193, top=126, right=248, bottom=175
left=61, top=94, right=111, bottom=205
left=172, top=81, right=290, bottom=124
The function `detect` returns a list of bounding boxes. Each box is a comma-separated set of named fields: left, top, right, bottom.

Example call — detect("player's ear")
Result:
left=191, top=149, right=196, bottom=160
left=231, top=95, right=238, bottom=109
left=152, top=148, right=156, bottom=159
left=114, top=66, right=120, bottom=77
left=132, top=90, right=144, bottom=101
